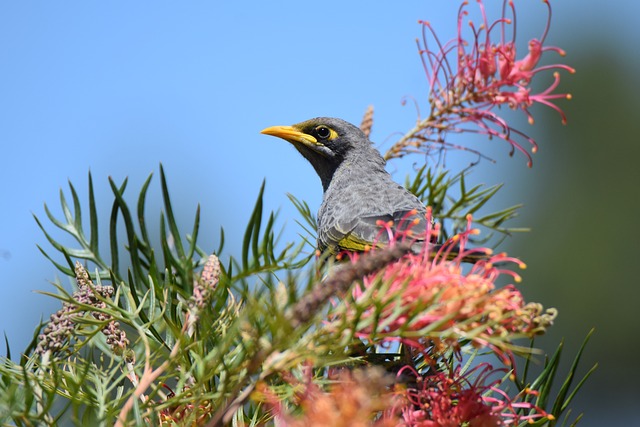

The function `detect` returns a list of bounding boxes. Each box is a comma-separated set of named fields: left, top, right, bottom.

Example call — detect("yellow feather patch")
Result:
left=338, top=234, right=383, bottom=252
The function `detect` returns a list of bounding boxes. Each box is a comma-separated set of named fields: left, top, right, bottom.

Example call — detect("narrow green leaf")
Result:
left=109, top=178, right=128, bottom=282
left=160, top=212, right=182, bottom=279
left=36, top=245, right=74, bottom=276
left=126, top=270, right=165, bottom=348
left=142, top=245, right=162, bottom=296
left=43, top=203, right=71, bottom=232
left=34, top=213, right=70, bottom=253
left=59, top=187, right=74, bottom=227
left=242, top=181, right=265, bottom=269
left=561, top=363, right=597, bottom=414
left=187, top=204, right=201, bottom=262
left=217, top=226, right=225, bottom=256
left=287, top=193, right=317, bottom=231
left=533, top=341, right=563, bottom=408
left=3, top=333, right=10, bottom=360
left=251, top=183, right=265, bottom=266
left=159, top=164, right=185, bottom=258
left=68, top=180, right=84, bottom=236
left=261, top=212, right=275, bottom=264
left=466, top=184, right=502, bottom=215
left=569, top=413, right=584, bottom=427
left=554, top=329, right=596, bottom=414
left=518, top=338, right=536, bottom=390
left=88, top=171, right=100, bottom=255
left=109, top=176, right=145, bottom=285
left=136, top=173, right=154, bottom=245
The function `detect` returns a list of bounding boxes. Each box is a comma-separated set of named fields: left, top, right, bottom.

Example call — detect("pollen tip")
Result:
left=566, top=93, right=573, bottom=100
left=528, top=117, right=535, bottom=125
left=532, top=146, right=538, bottom=153
left=520, top=262, right=527, bottom=269
left=514, top=274, right=522, bottom=283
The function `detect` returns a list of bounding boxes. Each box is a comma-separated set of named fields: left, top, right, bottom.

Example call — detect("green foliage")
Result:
left=405, top=165, right=527, bottom=243
left=0, top=166, right=594, bottom=426
left=515, top=330, right=598, bottom=427
left=2, top=166, right=319, bottom=425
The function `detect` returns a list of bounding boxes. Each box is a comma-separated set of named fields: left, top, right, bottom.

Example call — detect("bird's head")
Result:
left=261, top=117, right=383, bottom=190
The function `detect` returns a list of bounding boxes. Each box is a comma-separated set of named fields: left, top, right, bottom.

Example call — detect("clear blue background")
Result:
left=1, top=1, right=638, bottom=425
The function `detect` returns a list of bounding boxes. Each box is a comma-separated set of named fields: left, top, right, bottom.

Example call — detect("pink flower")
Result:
left=393, top=363, right=550, bottom=426
left=256, top=366, right=401, bottom=427
left=385, top=0, right=574, bottom=167
left=332, top=214, right=556, bottom=357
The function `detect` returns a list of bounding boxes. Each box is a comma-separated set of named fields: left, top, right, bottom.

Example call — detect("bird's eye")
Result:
left=315, top=126, right=332, bottom=139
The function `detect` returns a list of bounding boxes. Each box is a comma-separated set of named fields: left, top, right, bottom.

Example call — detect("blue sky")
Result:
left=0, top=0, right=468, bottom=351
left=1, top=1, right=638, bottom=424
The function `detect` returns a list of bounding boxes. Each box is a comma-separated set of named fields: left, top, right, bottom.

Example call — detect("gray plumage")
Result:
left=262, top=117, right=427, bottom=254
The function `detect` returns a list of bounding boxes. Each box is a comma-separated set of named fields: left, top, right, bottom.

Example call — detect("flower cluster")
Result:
left=186, top=254, right=221, bottom=336
left=385, top=0, right=574, bottom=166
left=256, top=360, right=552, bottom=426
left=330, top=216, right=555, bottom=358
left=256, top=366, right=400, bottom=427
left=395, top=363, right=550, bottom=426
left=36, top=262, right=129, bottom=360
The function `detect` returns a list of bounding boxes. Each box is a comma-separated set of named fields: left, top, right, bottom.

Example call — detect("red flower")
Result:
left=386, top=0, right=574, bottom=167
left=331, top=213, right=556, bottom=357
left=392, top=362, right=550, bottom=426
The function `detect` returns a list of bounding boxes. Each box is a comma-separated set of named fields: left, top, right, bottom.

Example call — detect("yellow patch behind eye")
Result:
left=327, top=128, right=339, bottom=141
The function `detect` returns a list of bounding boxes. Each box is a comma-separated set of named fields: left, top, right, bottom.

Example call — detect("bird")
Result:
left=261, top=117, right=433, bottom=256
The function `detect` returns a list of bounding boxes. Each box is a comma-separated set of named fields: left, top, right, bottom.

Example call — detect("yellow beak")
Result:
left=260, top=125, right=319, bottom=146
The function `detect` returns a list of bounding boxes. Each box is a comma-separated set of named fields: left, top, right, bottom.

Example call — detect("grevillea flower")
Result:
left=36, top=262, right=130, bottom=360
left=393, top=363, right=551, bottom=426
left=385, top=0, right=574, bottom=167
left=255, top=366, right=400, bottom=427
left=329, top=214, right=556, bottom=358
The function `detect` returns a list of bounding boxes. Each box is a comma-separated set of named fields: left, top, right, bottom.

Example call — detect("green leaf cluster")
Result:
left=0, top=165, right=594, bottom=426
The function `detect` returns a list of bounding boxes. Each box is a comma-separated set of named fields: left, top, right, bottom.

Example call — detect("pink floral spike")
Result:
left=390, top=363, right=552, bottom=426
left=331, top=212, right=556, bottom=358
left=386, top=0, right=574, bottom=167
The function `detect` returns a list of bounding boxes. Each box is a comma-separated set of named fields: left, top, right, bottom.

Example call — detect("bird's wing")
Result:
left=320, top=209, right=427, bottom=254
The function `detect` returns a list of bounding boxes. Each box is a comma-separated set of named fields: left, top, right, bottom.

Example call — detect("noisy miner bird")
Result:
left=261, top=117, right=432, bottom=256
